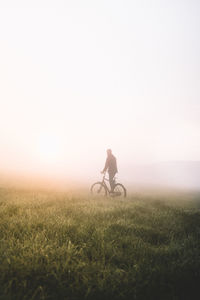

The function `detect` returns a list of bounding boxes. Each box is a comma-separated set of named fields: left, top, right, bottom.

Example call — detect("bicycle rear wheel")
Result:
left=113, top=183, right=127, bottom=198
left=90, top=182, right=107, bottom=197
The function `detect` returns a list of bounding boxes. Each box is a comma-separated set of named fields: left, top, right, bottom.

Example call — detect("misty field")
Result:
left=0, top=188, right=200, bottom=300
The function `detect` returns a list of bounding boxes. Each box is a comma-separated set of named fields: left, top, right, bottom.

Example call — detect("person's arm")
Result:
left=102, top=157, right=109, bottom=173
left=116, top=158, right=118, bottom=173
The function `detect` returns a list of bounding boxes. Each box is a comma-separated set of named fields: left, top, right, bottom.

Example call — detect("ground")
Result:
left=0, top=187, right=200, bottom=300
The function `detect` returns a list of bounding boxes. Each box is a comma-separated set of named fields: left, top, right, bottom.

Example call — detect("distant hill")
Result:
left=121, top=161, right=200, bottom=189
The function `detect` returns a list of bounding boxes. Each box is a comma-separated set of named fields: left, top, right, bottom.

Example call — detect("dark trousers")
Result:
left=109, top=172, right=116, bottom=192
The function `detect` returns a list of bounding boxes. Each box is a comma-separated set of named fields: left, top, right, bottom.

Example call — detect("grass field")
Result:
left=0, top=187, right=200, bottom=300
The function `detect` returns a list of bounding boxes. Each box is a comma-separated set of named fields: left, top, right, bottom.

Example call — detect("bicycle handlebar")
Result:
left=101, top=172, right=108, bottom=181
left=101, top=172, right=116, bottom=182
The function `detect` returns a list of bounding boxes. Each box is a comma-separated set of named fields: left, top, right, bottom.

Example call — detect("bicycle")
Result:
left=90, top=173, right=127, bottom=198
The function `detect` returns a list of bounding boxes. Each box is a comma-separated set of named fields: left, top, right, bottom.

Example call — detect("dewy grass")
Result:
left=0, top=188, right=200, bottom=300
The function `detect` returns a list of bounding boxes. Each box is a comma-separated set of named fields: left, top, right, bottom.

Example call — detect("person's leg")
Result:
left=109, top=172, right=116, bottom=192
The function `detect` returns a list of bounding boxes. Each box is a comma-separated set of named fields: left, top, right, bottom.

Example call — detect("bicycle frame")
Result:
left=101, top=174, right=115, bottom=194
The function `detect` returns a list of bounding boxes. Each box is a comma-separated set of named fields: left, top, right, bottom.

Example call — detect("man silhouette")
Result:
left=101, top=149, right=118, bottom=192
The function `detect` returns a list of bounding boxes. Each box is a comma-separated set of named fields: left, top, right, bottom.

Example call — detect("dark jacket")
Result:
left=103, top=154, right=118, bottom=174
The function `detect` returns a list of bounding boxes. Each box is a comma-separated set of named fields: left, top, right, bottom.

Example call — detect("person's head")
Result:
left=107, top=149, right=112, bottom=156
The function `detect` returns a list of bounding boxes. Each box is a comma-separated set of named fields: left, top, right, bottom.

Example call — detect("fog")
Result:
left=0, top=0, right=199, bottom=190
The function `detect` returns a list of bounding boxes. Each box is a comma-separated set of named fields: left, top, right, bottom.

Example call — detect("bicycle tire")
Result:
left=90, top=182, right=107, bottom=197
left=113, top=183, right=127, bottom=198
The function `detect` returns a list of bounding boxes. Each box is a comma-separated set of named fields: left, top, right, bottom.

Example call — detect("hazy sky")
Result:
left=0, top=0, right=200, bottom=179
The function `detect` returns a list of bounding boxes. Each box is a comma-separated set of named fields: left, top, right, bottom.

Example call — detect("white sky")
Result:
left=0, top=0, right=200, bottom=180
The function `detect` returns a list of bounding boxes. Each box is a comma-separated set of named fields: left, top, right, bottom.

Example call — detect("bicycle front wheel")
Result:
left=90, top=182, right=107, bottom=197
left=113, top=183, right=127, bottom=198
